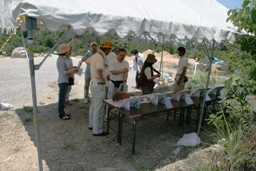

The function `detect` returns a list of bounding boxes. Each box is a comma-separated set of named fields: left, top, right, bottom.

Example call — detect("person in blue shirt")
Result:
left=81, top=42, right=98, bottom=103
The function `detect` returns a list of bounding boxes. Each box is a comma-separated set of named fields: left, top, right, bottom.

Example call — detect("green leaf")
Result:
left=242, top=0, right=251, bottom=8
left=251, top=9, right=256, bottom=24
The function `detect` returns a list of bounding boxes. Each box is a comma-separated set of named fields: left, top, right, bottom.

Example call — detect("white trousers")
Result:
left=89, top=83, right=105, bottom=134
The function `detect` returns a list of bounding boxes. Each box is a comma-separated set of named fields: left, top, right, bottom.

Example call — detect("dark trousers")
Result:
left=142, top=88, right=153, bottom=95
left=58, top=83, right=69, bottom=118
left=135, top=71, right=140, bottom=88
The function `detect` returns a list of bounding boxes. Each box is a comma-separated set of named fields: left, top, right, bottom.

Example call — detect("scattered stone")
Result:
left=96, top=168, right=120, bottom=171
left=11, top=47, right=26, bottom=58
left=172, top=147, right=182, bottom=155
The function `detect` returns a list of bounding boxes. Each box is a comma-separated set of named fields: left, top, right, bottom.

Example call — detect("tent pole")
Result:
left=197, top=40, right=215, bottom=135
left=36, top=28, right=70, bottom=70
left=159, top=36, right=164, bottom=77
left=26, top=17, right=43, bottom=171
left=20, top=29, right=29, bottom=64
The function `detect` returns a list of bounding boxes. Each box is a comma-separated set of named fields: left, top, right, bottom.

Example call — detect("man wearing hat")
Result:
left=81, top=42, right=98, bottom=104
left=85, top=40, right=113, bottom=136
left=140, top=54, right=160, bottom=95
left=130, top=49, right=144, bottom=89
left=56, top=44, right=78, bottom=120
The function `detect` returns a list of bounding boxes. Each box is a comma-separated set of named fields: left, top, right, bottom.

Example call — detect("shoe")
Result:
left=104, top=118, right=108, bottom=122
left=66, top=114, right=71, bottom=117
left=93, top=132, right=108, bottom=136
left=84, top=98, right=89, bottom=104
left=88, top=127, right=93, bottom=130
left=132, top=86, right=140, bottom=89
left=60, top=115, right=70, bottom=120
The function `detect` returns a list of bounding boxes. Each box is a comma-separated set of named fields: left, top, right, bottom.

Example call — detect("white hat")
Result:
left=90, top=41, right=98, bottom=46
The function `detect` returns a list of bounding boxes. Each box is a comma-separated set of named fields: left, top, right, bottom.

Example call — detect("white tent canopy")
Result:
left=1, top=0, right=236, bottom=43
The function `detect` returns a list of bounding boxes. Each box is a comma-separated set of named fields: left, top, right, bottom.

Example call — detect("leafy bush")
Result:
left=196, top=76, right=256, bottom=171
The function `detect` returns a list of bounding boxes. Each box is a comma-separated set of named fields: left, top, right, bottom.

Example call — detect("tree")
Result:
left=227, top=0, right=256, bottom=57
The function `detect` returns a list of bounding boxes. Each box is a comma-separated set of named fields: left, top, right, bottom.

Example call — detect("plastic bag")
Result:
left=177, top=132, right=201, bottom=147
left=0, top=103, right=13, bottom=110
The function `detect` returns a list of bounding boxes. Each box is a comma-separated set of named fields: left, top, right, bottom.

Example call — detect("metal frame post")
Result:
left=197, top=40, right=215, bottom=135
left=26, top=17, right=43, bottom=171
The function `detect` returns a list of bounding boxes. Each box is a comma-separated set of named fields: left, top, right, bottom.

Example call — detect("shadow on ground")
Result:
left=15, top=98, right=216, bottom=171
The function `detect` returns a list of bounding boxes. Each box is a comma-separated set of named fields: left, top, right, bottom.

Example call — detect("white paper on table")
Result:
left=171, top=93, right=181, bottom=101
left=185, top=96, right=194, bottom=105
left=148, top=95, right=159, bottom=105
left=190, top=89, right=201, bottom=98
left=165, top=100, right=173, bottom=109
left=120, top=100, right=131, bottom=110
left=118, top=96, right=143, bottom=110
left=205, top=94, right=211, bottom=101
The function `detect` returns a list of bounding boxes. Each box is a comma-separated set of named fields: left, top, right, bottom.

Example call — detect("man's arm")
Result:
left=122, top=69, right=129, bottom=85
left=81, top=51, right=92, bottom=62
left=85, top=57, right=91, bottom=67
left=177, top=66, right=187, bottom=85
left=110, top=68, right=128, bottom=75
left=97, top=68, right=105, bottom=83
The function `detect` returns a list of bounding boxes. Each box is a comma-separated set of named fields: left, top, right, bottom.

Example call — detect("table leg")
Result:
left=195, top=104, right=201, bottom=132
left=132, top=119, right=137, bottom=155
left=179, top=108, right=184, bottom=127
left=119, top=113, right=123, bottom=145
left=117, top=112, right=123, bottom=145
left=107, top=105, right=111, bottom=135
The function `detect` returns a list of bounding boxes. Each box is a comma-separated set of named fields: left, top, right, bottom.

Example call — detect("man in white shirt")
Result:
left=107, top=49, right=129, bottom=99
left=173, top=47, right=189, bottom=94
left=81, top=41, right=98, bottom=104
left=130, top=49, right=144, bottom=89
left=104, top=50, right=118, bottom=98
left=85, top=40, right=113, bottom=136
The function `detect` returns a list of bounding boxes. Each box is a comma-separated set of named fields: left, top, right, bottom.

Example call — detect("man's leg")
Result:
left=88, top=84, right=94, bottom=129
left=135, top=71, right=140, bottom=89
left=65, top=85, right=71, bottom=102
left=173, top=77, right=185, bottom=94
left=58, top=83, right=68, bottom=118
left=84, top=74, right=91, bottom=103
left=91, top=84, right=105, bottom=134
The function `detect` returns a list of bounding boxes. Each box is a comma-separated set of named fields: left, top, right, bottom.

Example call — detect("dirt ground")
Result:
left=0, top=52, right=218, bottom=171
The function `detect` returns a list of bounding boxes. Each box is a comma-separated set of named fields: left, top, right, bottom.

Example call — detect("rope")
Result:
left=0, top=16, right=26, bottom=53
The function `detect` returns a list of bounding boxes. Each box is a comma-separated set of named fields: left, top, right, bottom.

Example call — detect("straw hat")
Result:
left=100, top=40, right=113, bottom=49
left=145, top=54, right=157, bottom=63
left=58, top=44, right=71, bottom=54
left=90, top=41, right=97, bottom=46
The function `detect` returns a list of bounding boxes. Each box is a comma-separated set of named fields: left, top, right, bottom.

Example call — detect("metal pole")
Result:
left=26, top=17, right=43, bottom=171
left=36, top=28, right=70, bottom=70
left=20, top=29, right=29, bottom=64
left=197, top=40, right=215, bottom=135
left=159, top=36, right=165, bottom=77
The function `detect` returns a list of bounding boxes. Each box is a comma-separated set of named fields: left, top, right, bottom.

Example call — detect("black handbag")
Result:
left=68, top=77, right=74, bottom=85
left=184, top=76, right=188, bottom=83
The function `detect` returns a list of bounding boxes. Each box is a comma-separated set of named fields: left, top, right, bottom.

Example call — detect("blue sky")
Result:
left=217, top=0, right=243, bottom=9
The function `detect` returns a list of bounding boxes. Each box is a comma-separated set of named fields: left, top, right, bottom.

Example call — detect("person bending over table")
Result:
left=139, top=54, right=160, bottom=95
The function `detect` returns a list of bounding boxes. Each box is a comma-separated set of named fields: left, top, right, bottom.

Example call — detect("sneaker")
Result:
left=84, top=98, right=89, bottom=104
left=60, top=115, right=71, bottom=120
left=93, top=132, right=108, bottom=136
